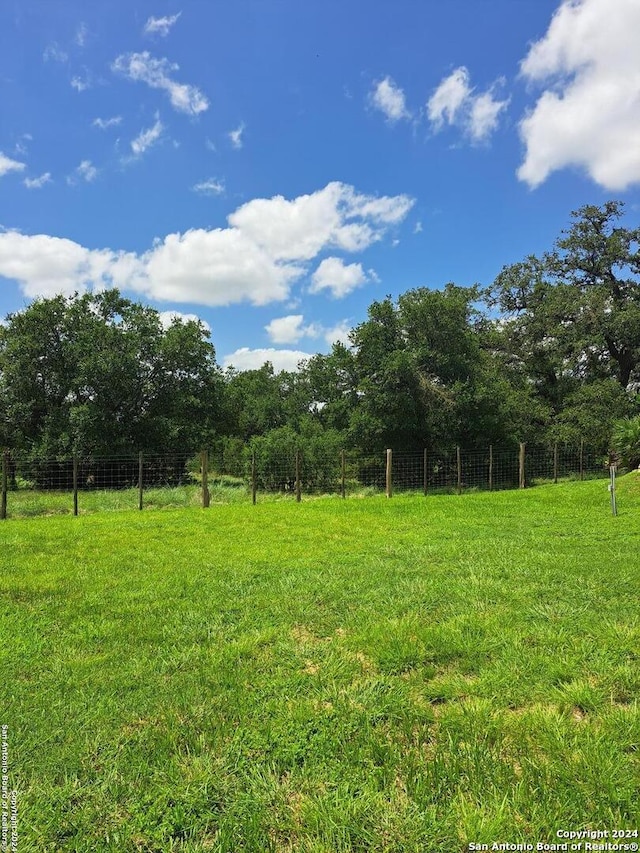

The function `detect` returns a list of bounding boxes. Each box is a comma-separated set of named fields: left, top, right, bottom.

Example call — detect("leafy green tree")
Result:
left=0, top=290, right=221, bottom=457
left=489, top=202, right=640, bottom=396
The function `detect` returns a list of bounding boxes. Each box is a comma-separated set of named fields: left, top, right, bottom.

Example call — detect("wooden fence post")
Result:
left=579, top=438, right=584, bottom=481
left=73, top=455, right=79, bottom=516
left=341, top=450, right=346, bottom=499
left=488, top=444, right=493, bottom=492
left=423, top=449, right=428, bottom=496
left=138, top=451, right=144, bottom=511
left=553, top=442, right=558, bottom=484
left=201, top=450, right=210, bottom=508
left=295, top=449, right=302, bottom=502
left=519, top=443, right=526, bottom=489
left=251, top=452, right=257, bottom=505
left=386, top=449, right=393, bottom=498
left=1, top=451, right=7, bottom=520
left=456, top=446, right=462, bottom=495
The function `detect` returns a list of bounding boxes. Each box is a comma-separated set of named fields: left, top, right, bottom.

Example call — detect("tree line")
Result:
left=1, top=202, right=638, bottom=468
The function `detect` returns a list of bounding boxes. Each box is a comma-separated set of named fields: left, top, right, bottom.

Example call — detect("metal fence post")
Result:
left=1, top=451, right=7, bottom=520
left=610, top=464, right=617, bottom=516
left=423, top=448, right=428, bottom=496
left=386, top=449, right=393, bottom=498
left=519, top=443, right=526, bottom=489
left=295, top=449, right=302, bottom=502
left=138, top=451, right=144, bottom=510
left=201, top=449, right=210, bottom=508
left=488, top=444, right=493, bottom=492
left=251, top=451, right=257, bottom=505
left=73, top=455, right=79, bottom=516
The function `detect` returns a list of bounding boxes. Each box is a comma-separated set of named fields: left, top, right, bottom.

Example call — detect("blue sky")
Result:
left=1, top=0, right=639, bottom=371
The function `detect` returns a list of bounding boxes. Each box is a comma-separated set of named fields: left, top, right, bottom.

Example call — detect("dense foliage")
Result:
left=0, top=290, right=222, bottom=457
left=1, top=202, right=638, bottom=467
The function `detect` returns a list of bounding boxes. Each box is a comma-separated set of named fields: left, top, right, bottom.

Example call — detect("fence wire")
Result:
left=0, top=444, right=610, bottom=519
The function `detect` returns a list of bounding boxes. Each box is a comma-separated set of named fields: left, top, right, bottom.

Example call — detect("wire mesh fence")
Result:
left=0, top=442, right=611, bottom=520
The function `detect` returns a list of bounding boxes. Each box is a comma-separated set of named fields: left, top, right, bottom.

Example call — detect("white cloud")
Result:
left=228, top=123, right=245, bottom=149
left=427, top=67, right=472, bottom=129
left=370, top=76, right=410, bottom=122
left=69, top=160, right=98, bottom=183
left=468, top=88, right=508, bottom=142
left=112, top=52, right=208, bottom=115
left=144, top=13, right=182, bottom=37
left=24, top=172, right=52, bottom=190
left=0, top=230, right=142, bottom=299
left=518, top=0, right=640, bottom=190
left=414, top=221, right=423, bottom=234
left=93, top=116, right=122, bottom=130
left=158, top=310, right=210, bottom=332
left=0, top=153, right=26, bottom=178
left=131, top=117, right=164, bottom=155
left=310, top=257, right=369, bottom=298
left=75, top=23, right=88, bottom=47
left=0, top=182, right=411, bottom=308
left=205, top=138, right=217, bottom=152
left=427, top=66, right=508, bottom=143
left=323, top=320, right=352, bottom=347
left=222, top=347, right=312, bottom=373
left=43, top=43, right=68, bottom=63
left=229, top=181, right=414, bottom=262
left=71, top=74, right=90, bottom=92
left=14, top=135, right=32, bottom=157
left=192, top=177, right=225, bottom=195
left=139, top=227, right=299, bottom=306
left=265, top=314, right=321, bottom=344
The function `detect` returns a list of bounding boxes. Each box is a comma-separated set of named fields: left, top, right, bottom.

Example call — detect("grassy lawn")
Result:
left=1, top=477, right=639, bottom=851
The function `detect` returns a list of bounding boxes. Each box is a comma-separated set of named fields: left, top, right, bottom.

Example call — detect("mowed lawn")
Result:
left=1, top=478, right=639, bottom=852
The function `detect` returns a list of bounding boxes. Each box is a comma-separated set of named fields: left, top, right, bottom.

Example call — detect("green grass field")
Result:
left=1, top=476, right=639, bottom=852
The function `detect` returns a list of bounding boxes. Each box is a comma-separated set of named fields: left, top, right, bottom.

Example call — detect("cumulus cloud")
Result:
left=0, top=153, right=26, bottom=178
left=229, top=181, right=413, bottom=262
left=192, top=177, right=225, bottom=195
left=518, top=0, right=640, bottom=190
left=68, top=160, right=98, bottom=184
left=0, top=182, right=412, bottom=308
left=131, top=116, right=164, bottom=155
left=228, top=123, right=245, bottom=149
left=310, top=257, right=369, bottom=298
left=139, top=227, right=299, bottom=306
left=24, top=172, right=52, bottom=189
left=0, top=230, right=142, bottom=299
left=370, top=76, right=410, bottom=122
left=323, top=320, right=352, bottom=347
left=144, top=13, right=182, bottom=37
left=93, top=116, right=122, bottom=130
left=112, top=52, right=209, bottom=115
left=264, top=314, right=321, bottom=345
left=222, top=347, right=312, bottom=373
left=427, top=66, right=508, bottom=143
left=158, top=310, right=210, bottom=332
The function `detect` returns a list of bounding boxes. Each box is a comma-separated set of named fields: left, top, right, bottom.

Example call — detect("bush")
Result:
left=612, top=416, right=640, bottom=470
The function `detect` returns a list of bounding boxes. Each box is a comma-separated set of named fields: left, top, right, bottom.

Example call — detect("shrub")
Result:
left=612, top=416, right=640, bottom=470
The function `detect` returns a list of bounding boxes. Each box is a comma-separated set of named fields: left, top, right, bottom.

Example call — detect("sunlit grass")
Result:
left=1, top=476, right=638, bottom=851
